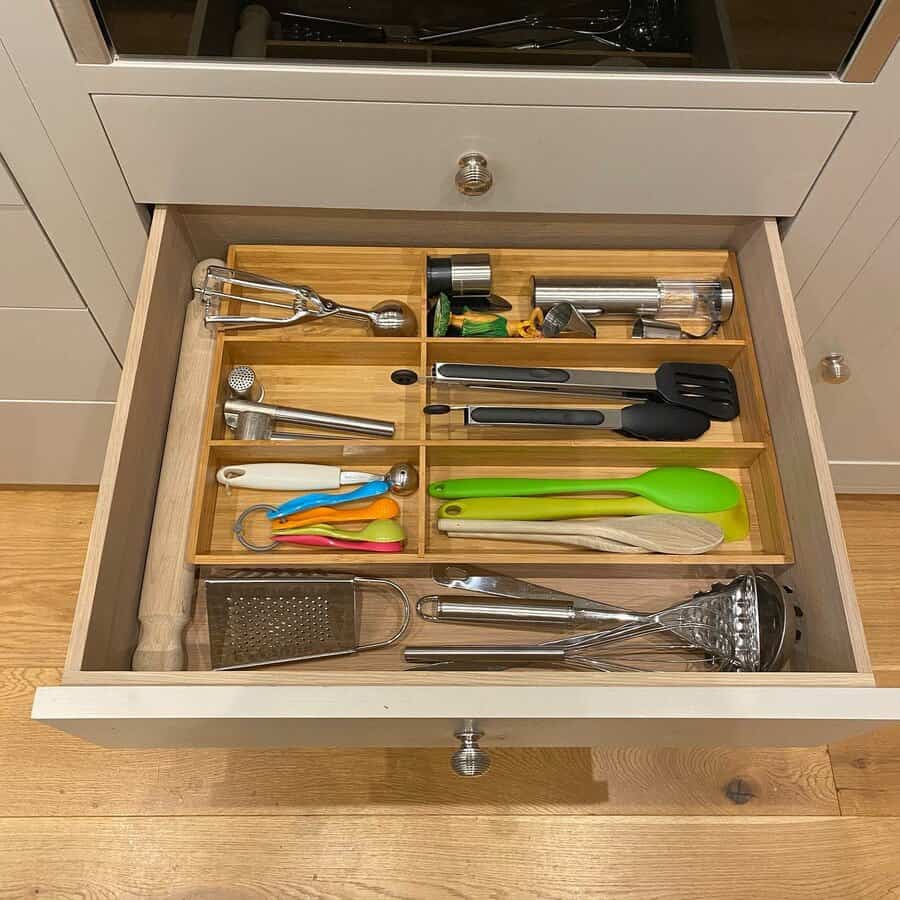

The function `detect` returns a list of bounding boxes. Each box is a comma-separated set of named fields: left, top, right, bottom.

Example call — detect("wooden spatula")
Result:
left=438, top=514, right=725, bottom=554
left=447, top=530, right=646, bottom=553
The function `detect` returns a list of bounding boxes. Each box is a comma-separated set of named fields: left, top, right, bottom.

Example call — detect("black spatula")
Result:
left=395, top=361, right=740, bottom=421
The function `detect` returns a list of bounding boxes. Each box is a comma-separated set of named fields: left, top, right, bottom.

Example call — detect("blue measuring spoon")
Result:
left=267, top=480, right=390, bottom=520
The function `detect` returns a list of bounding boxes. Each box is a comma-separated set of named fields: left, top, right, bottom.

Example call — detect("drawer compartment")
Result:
left=33, top=207, right=900, bottom=750
left=189, top=241, right=789, bottom=569
left=94, top=95, right=850, bottom=217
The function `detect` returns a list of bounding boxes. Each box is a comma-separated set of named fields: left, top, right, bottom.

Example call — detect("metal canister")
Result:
left=532, top=276, right=734, bottom=324
left=532, top=276, right=662, bottom=318
left=427, top=253, right=492, bottom=298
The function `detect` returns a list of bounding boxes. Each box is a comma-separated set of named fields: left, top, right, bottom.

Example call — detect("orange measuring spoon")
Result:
left=273, top=496, right=401, bottom=528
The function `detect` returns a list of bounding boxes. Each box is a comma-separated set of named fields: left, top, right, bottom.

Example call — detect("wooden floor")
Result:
left=2, top=489, right=900, bottom=897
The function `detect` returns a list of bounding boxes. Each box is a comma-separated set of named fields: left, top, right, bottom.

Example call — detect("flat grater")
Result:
left=205, top=574, right=410, bottom=670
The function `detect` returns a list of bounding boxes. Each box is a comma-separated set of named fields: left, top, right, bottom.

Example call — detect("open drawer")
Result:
left=33, top=207, right=900, bottom=761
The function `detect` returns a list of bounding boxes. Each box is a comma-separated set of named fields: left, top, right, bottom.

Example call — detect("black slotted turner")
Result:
left=399, top=361, right=740, bottom=421
left=652, top=363, right=739, bottom=421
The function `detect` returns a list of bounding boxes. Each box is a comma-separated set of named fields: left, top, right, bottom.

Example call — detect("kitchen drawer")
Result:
left=94, top=96, right=850, bottom=218
left=0, top=208, right=84, bottom=309
left=0, top=308, right=120, bottom=400
left=32, top=207, right=900, bottom=758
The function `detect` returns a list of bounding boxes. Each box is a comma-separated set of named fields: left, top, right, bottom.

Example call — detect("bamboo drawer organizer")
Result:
left=188, top=244, right=792, bottom=568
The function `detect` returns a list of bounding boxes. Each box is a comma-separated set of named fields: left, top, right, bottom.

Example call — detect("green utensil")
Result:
left=272, top=518, right=406, bottom=544
left=429, top=467, right=741, bottom=513
left=436, top=495, right=750, bottom=542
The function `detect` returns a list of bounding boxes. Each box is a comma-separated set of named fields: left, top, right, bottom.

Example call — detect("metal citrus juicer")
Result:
left=198, top=265, right=418, bottom=336
left=533, top=276, right=734, bottom=338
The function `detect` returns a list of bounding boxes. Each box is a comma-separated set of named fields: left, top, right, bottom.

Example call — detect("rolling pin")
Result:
left=131, top=258, right=222, bottom=671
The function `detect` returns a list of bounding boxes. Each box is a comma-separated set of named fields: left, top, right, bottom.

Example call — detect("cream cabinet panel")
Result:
left=0, top=208, right=84, bottom=309
left=0, top=400, right=114, bottom=484
left=0, top=157, right=22, bottom=206
left=808, top=215, right=900, bottom=490
left=0, top=309, right=120, bottom=401
left=94, top=95, right=850, bottom=217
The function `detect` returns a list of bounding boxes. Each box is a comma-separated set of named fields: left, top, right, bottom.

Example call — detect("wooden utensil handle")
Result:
left=448, top=530, right=642, bottom=553
left=132, top=284, right=217, bottom=671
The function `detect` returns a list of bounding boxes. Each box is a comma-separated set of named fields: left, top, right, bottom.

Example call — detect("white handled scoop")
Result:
left=216, top=462, right=418, bottom=495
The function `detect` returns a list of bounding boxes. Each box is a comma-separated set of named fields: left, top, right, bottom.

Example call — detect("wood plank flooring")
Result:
left=1, top=488, right=899, bottom=897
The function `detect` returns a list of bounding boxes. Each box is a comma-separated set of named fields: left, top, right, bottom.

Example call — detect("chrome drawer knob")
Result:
left=456, top=152, right=493, bottom=197
left=821, top=352, right=851, bottom=384
left=451, top=726, right=491, bottom=776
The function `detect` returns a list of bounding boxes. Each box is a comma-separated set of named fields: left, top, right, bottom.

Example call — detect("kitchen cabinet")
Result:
left=803, top=184, right=900, bottom=490
left=0, top=39, right=126, bottom=483
left=0, top=1, right=894, bottom=759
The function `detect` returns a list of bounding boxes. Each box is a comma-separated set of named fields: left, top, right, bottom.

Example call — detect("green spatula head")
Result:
left=429, top=467, right=741, bottom=514
left=436, top=494, right=750, bottom=542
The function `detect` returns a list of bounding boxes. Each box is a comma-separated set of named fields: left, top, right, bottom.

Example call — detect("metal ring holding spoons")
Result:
left=233, top=503, right=279, bottom=552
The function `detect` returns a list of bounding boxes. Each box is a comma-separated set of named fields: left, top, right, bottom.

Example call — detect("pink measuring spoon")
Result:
left=273, top=535, right=405, bottom=552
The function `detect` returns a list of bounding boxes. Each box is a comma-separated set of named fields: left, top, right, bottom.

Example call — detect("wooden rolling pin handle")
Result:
left=132, top=255, right=222, bottom=671
left=131, top=613, right=192, bottom=671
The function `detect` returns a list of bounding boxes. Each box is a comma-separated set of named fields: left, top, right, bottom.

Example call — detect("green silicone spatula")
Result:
left=428, top=467, right=741, bottom=513
left=436, top=494, right=750, bottom=542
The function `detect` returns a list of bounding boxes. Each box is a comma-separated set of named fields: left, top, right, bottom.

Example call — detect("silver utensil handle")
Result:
left=404, top=646, right=566, bottom=664
left=332, top=305, right=376, bottom=324
left=430, top=564, right=635, bottom=618
left=418, top=595, right=577, bottom=626
left=225, top=398, right=395, bottom=437
left=432, top=362, right=655, bottom=398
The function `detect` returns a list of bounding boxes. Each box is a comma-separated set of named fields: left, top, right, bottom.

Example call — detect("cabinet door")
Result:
left=807, top=214, right=900, bottom=491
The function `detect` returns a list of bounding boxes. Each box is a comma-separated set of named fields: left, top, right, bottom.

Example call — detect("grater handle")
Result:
left=352, top=577, right=412, bottom=652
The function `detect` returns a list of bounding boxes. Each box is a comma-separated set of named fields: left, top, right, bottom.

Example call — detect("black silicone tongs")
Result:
left=423, top=402, right=710, bottom=441
left=393, top=361, right=739, bottom=421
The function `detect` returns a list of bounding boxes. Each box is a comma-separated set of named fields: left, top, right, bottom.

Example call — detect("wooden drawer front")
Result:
left=94, top=96, right=850, bottom=217
left=33, top=208, right=900, bottom=749
left=0, top=309, right=120, bottom=401
left=0, top=209, right=84, bottom=309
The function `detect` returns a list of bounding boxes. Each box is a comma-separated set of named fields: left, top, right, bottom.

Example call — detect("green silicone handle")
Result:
left=437, top=495, right=660, bottom=519
left=429, top=476, right=635, bottom=500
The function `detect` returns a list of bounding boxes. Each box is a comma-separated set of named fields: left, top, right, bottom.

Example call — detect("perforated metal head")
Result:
left=205, top=576, right=359, bottom=670
left=227, top=365, right=262, bottom=401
